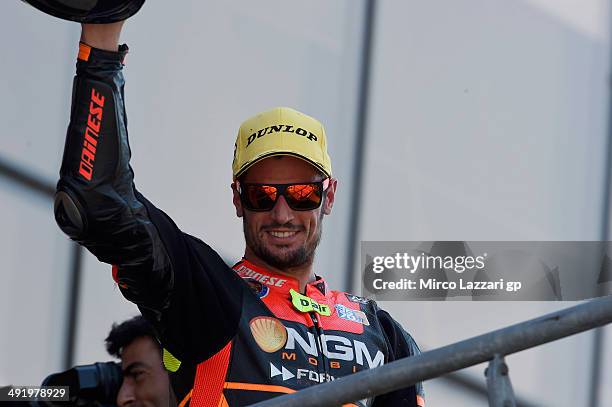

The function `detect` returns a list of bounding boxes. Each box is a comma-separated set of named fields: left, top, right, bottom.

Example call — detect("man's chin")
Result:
left=267, top=250, right=300, bottom=265
left=261, top=247, right=311, bottom=270
left=262, top=236, right=304, bottom=252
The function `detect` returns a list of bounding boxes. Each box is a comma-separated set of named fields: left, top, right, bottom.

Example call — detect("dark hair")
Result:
left=105, top=315, right=161, bottom=358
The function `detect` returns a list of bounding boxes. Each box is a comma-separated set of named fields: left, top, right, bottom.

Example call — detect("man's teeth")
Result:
left=270, top=231, right=297, bottom=238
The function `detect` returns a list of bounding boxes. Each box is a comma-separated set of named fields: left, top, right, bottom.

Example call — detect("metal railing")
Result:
left=251, top=295, right=612, bottom=407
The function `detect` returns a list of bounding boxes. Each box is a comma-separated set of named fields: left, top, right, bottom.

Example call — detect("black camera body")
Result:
left=38, top=362, right=122, bottom=407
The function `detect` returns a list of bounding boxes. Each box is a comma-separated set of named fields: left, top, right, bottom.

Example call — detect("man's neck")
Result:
left=243, top=251, right=316, bottom=294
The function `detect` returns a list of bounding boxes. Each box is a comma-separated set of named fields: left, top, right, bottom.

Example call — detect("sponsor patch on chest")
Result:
left=335, top=304, right=369, bottom=326
left=290, top=289, right=331, bottom=316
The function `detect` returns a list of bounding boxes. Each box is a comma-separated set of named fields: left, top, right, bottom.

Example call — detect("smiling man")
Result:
left=231, top=108, right=336, bottom=293
left=53, top=20, right=424, bottom=407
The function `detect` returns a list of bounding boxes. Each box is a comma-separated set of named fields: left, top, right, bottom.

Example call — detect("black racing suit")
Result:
left=54, top=43, right=425, bottom=407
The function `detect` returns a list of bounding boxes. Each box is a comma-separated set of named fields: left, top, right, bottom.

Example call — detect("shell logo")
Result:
left=249, top=316, right=288, bottom=353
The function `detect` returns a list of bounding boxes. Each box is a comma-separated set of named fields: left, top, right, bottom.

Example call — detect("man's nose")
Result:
left=270, top=196, right=294, bottom=224
left=116, top=382, right=135, bottom=407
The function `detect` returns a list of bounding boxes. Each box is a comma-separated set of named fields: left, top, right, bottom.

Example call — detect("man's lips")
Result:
left=263, top=229, right=302, bottom=243
left=268, top=230, right=298, bottom=238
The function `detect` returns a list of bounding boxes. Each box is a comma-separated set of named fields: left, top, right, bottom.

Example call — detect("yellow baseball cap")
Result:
left=232, top=107, right=332, bottom=179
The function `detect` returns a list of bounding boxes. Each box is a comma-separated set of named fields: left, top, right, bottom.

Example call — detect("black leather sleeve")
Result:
left=373, top=309, right=425, bottom=407
left=55, top=44, right=173, bottom=313
left=54, top=44, right=243, bottom=363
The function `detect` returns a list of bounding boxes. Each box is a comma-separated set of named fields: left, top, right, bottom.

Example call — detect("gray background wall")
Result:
left=1, top=1, right=611, bottom=406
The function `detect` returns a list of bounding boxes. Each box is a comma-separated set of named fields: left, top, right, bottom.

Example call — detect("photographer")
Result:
left=34, top=316, right=174, bottom=407
left=105, top=316, right=176, bottom=407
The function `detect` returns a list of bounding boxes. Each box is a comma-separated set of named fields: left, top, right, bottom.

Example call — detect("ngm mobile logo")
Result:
left=249, top=317, right=384, bottom=383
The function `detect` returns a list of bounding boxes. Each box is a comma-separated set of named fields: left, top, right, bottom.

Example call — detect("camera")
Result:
left=36, top=362, right=122, bottom=407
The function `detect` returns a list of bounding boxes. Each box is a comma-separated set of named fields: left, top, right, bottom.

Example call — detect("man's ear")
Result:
left=231, top=181, right=244, bottom=217
left=322, top=178, right=337, bottom=215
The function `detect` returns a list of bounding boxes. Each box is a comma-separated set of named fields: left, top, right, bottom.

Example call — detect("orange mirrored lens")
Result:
left=246, top=185, right=277, bottom=209
left=286, top=184, right=322, bottom=209
left=261, top=185, right=277, bottom=201
left=286, top=184, right=317, bottom=200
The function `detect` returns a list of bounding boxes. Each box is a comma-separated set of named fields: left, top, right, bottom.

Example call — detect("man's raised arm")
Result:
left=54, top=22, right=244, bottom=365
left=79, top=22, right=125, bottom=52
left=54, top=22, right=175, bottom=313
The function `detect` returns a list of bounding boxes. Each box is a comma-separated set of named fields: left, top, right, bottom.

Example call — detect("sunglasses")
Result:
left=236, top=178, right=330, bottom=211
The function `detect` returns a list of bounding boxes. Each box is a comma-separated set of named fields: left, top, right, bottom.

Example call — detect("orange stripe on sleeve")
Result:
left=217, top=394, right=229, bottom=407
left=190, top=342, right=233, bottom=407
left=223, top=382, right=296, bottom=394
left=78, top=43, right=91, bottom=61
left=178, top=389, right=192, bottom=407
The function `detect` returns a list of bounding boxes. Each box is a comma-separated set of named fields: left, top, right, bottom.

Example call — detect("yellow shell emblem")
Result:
left=249, top=316, right=287, bottom=353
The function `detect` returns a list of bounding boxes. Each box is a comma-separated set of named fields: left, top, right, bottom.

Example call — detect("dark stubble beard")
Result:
left=243, top=210, right=324, bottom=270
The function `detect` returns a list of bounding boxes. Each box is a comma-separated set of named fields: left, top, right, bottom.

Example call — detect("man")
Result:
left=106, top=316, right=176, bottom=407
left=53, top=19, right=425, bottom=406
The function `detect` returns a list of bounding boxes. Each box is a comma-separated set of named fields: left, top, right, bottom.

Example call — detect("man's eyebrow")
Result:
left=123, top=361, right=149, bottom=374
